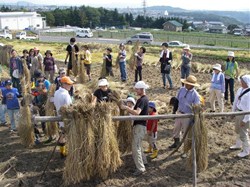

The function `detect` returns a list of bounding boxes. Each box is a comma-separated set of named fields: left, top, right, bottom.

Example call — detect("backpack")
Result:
left=239, top=88, right=250, bottom=100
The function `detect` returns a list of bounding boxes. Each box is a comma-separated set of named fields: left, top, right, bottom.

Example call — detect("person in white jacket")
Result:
left=53, top=76, right=73, bottom=158
left=230, top=74, right=250, bottom=158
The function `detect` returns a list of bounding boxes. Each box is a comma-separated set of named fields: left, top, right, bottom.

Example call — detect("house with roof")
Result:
left=0, top=12, right=46, bottom=30
left=163, top=20, right=183, bottom=32
left=208, top=26, right=227, bottom=34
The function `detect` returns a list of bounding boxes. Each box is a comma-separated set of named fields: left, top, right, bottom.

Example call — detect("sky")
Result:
left=0, top=0, right=249, bottom=11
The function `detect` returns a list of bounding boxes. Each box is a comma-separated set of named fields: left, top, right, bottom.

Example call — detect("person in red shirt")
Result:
left=145, top=102, right=158, bottom=159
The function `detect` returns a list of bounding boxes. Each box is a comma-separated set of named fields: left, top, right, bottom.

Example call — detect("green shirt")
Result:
left=224, top=61, right=238, bottom=78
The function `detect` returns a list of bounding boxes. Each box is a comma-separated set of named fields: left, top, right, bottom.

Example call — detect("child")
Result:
left=118, top=43, right=127, bottom=82
left=134, top=46, right=146, bottom=83
left=145, top=102, right=158, bottom=159
left=126, top=97, right=136, bottom=110
left=103, top=48, right=114, bottom=77
left=80, top=45, right=92, bottom=81
left=209, top=64, right=225, bottom=112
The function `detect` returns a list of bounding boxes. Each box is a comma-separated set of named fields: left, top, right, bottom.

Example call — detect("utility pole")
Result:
left=142, top=0, right=146, bottom=18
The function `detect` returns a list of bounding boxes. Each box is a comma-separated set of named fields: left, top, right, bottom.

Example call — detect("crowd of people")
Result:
left=0, top=37, right=249, bottom=177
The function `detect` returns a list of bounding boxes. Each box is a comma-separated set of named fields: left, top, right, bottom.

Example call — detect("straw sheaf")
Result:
left=71, top=47, right=78, bottom=77
left=45, top=84, right=58, bottom=137
left=128, top=41, right=140, bottom=71
left=78, top=60, right=87, bottom=83
left=100, top=56, right=107, bottom=77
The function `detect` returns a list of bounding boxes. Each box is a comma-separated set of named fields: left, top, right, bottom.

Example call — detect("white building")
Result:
left=0, top=12, right=46, bottom=30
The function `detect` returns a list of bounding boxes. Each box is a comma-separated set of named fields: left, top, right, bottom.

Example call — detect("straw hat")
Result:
left=213, top=64, right=222, bottom=72
left=181, top=75, right=200, bottom=87
left=183, top=45, right=191, bottom=50
left=228, top=51, right=235, bottom=57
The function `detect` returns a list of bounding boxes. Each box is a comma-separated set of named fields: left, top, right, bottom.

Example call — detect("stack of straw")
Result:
left=61, top=97, right=122, bottom=185
left=78, top=60, right=87, bottom=83
left=184, top=105, right=208, bottom=172
left=129, top=41, right=140, bottom=71
left=72, top=47, right=78, bottom=77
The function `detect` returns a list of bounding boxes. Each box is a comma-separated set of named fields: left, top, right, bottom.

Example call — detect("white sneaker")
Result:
left=237, top=150, right=250, bottom=158
left=230, top=145, right=242, bottom=150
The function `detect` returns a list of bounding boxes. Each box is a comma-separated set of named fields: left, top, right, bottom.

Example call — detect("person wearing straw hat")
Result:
left=53, top=76, right=74, bottom=158
left=121, top=80, right=149, bottom=176
left=230, top=75, right=250, bottom=158
left=223, top=51, right=239, bottom=105
left=92, top=77, right=112, bottom=104
left=181, top=45, right=192, bottom=83
left=169, top=75, right=200, bottom=152
left=209, top=63, right=225, bottom=112
left=159, top=42, right=173, bottom=89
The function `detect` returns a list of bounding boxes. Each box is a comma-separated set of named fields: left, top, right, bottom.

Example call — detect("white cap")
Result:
left=126, top=97, right=136, bottom=105
left=183, top=45, right=191, bottom=50
left=98, top=79, right=109, bottom=86
left=228, top=51, right=235, bottom=57
left=134, top=81, right=149, bottom=89
left=213, top=63, right=222, bottom=72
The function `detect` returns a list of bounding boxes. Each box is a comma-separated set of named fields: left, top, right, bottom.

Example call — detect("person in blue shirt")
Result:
left=2, top=80, right=20, bottom=132
left=35, top=73, right=51, bottom=91
left=209, top=64, right=225, bottom=112
left=0, top=81, right=7, bottom=126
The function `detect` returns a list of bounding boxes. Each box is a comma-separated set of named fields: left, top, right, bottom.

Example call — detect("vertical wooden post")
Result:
left=192, top=123, right=197, bottom=187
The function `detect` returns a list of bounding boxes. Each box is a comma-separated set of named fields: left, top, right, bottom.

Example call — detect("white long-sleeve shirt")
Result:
left=232, top=87, right=250, bottom=123
left=54, top=87, right=72, bottom=127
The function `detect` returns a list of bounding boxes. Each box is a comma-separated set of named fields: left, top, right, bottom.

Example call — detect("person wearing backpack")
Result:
left=230, top=75, right=250, bottom=158
left=224, top=51, right=239, bottom=105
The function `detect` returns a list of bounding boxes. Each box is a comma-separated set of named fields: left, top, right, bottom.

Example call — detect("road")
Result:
left=39, top=35, right=249, bottom=51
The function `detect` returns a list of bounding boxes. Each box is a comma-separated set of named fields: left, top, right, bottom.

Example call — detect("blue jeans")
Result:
left=162, top=73, right=173, bottom=88
left=0, top=104, right=7, bottom=124
left=119, top=61, right=127, bottom=81
left=225, top=78, right=234, bottom=104
left=7, top=109, right=19, bottom=130
left=181, top=65, right=191, bottom=79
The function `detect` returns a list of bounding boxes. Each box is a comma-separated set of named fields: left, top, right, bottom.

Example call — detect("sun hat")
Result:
left=228, top=51, right=235, bottom=57
left=60, top=76, right=74, bottom=85
left=148, top=101, right=156, bottom=112
left=183, top=45, right=191, bottom=50
left=45, top=50, right=53, bottom=56
left=213, top=64, right=222, bottom=72
left=134, top=81, right=149, bottom=89
left=181, top=75, right=200, bottom=87
left=98, top=78, right=109, bottom=87
left=126, top=97, right=136, bottom=105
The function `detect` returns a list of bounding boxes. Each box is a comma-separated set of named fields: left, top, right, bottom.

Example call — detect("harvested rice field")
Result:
left=0, top=44, right=250, bottom=187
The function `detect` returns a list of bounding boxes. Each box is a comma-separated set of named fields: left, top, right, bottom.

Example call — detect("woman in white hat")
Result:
left=181, top=45, right=192, bottom=82
left=224, top=51, right=239, bottom=105
left=92, top=77, right=112, bottom=105
left=209, top=64, right=225, bottom=112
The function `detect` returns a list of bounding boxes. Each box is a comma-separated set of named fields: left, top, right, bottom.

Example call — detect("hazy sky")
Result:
left=1, top=0, right=249, bottom=11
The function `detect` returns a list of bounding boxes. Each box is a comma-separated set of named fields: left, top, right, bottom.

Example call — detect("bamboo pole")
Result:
left=34, top=111, right=250, bottom=123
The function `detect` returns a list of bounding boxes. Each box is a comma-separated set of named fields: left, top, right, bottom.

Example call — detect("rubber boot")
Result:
left=144, top=145, right=152, bottom=153
left=150, top=149, right=158, bottom=159
left=169, top=138, right=180, bottom=149
left=59, top=145, right=67, bottom=158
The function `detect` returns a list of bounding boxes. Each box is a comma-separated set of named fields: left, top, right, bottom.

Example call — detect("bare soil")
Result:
left=0, top=61, right=250, bottom=187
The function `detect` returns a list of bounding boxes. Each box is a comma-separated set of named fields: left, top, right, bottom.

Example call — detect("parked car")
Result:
left=167, top=41, right=187, bottom=47
left=126, top=32, right=154, bottom=45
left=0, top=30, right=12, bottom=39
left=75, top=28, right=93, bottom=38
left=16, top=31, right=38, bottom=40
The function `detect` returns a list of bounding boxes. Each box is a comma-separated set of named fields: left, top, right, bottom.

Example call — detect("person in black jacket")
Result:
left=159, top=43, right=173, bottom=89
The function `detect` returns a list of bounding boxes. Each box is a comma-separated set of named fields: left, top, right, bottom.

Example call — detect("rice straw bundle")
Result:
left=185, top=105, right=208, bottom=172
left=115, top=53, right=120, bottom=69
left=45, top=84, right=58, bottom=137
left=62, top=96, right=122, bottom=185
left=18, top=60, right=34, bottom=147
left=72, top=47, right=78, bottom=77
left=78, top=60, right=87, bottom=84
left=100, top=54, right=107, bottom=77
left=128, top=41, right=140, bottom=71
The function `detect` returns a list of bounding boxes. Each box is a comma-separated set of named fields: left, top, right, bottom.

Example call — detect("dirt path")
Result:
left=0, top=63, right=249, bottom=187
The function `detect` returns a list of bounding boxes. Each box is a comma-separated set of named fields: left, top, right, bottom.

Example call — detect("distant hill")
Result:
left=146, top=6, right=186, bottom=12
left=208, top=11, right=250, bottom=24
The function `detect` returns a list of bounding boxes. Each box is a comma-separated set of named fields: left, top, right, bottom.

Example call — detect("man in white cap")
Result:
left=209, top=63, right=225, bottom=112
left=121, top=81, right=149, bottom=176
left=224, top=51, right=239, bottom=105
left=181, top=45, right=192, bottom=83
left=230, top=75, right=250, bottom=158
left=92, top=77, right=112, bottom=104
left=169, top=75, right=200, bottom=154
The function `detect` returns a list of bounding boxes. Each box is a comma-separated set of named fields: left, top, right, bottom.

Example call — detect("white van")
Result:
left=126, top=32, right=153, bottom=45
left=75, top=28, right=93, bottom=38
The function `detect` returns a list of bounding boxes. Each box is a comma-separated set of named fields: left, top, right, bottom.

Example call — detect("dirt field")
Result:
left=0, top=59, right=250, bottom=187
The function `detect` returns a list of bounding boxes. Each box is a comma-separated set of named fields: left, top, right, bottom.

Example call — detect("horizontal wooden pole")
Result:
left=34, top=111, right=250, bottom=123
